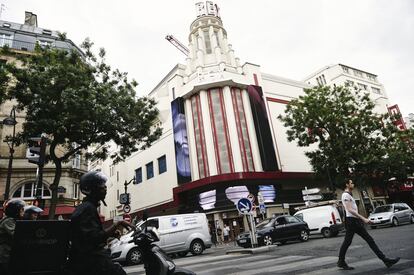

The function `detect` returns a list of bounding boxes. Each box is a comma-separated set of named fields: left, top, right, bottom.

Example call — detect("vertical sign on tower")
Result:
left=171, top=97, right=192, bottom=184
left=247, top=85, right=278, bottom=171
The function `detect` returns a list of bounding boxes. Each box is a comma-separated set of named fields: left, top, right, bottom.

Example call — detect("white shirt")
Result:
left=223, top=226, right=230, bottom=236
left=342, top=192, right=358, bottom=218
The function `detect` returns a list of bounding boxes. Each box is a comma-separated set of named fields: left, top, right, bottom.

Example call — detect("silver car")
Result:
left=368, top=203, right=414, bottom=229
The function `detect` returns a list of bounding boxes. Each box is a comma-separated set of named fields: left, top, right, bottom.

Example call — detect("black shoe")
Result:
left=383, top=257, right=400, bottom=268
left=337, top=261, right=355, bottom=270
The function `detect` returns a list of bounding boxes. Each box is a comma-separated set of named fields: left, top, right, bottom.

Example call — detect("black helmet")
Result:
left=24, top=205, right=43, bottom=214
left=5, top=199, right=26, bottom=219
left=80, top=170, right=108, bottom=196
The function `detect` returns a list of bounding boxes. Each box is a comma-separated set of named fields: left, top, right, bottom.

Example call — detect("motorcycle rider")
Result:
left=0, top=199, right=25, bottom=275
left=67, top=171, right=132, bottom=275
left=23, top=205, right=43, bottom=220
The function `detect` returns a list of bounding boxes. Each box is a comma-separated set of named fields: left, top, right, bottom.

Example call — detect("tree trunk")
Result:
left=48, top=141, right=62, bottom=220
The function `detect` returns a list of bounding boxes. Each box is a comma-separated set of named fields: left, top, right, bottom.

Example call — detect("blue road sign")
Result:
left=259, top=204, right=266, bottom=214
left=237, top=198, right=253, bottom=214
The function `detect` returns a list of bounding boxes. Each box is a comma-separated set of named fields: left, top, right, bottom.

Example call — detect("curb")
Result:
left=225, top=245, right=278, bottom=255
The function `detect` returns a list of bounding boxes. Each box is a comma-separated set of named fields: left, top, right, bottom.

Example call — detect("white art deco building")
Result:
left=96, top=2, right=399, bottom=233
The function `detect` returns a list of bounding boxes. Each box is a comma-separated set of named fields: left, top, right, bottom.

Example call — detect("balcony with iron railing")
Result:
left=0, top=37, right=83, bottom=55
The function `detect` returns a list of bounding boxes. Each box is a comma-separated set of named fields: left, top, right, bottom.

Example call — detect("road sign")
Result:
left=123, top=204, right=131, bottom=213
left=237, top=198, right=253, bottom=214
left=259, top=204, right=266, bottom=214
left=302, top=188, right=321, bottom=195
left=119, top=193, right=130, bottom=204
left=123, top=213, right=131, bottom=222
left=303, top=194, right=323, bottom=201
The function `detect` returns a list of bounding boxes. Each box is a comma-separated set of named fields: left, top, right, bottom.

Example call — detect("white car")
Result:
left=368, top=203, right=414, bottom=229
left=110, top=213, right=212, bottom=265
left=294, top=204, right=344, bottom=238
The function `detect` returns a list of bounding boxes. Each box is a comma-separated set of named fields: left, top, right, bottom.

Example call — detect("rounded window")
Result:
left=12, top=182, right=51, bottom=199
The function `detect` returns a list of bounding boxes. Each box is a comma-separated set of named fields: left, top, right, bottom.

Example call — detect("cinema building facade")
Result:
left=96, top=2, right=399, bottom=235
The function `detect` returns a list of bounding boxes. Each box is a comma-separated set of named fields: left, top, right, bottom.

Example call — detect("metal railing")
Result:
left=0, top=37, right=80, bottom=54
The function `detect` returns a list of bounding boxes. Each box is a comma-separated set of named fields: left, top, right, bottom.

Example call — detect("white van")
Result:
left=294, top=205, right=344, bottom=238
left=110, top=213, right=212, bottom=265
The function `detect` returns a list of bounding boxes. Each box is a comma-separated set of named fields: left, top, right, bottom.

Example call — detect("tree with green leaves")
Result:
left=6, top=40, right=162, bottom=219
left=278, top=84, right=414, bottom=191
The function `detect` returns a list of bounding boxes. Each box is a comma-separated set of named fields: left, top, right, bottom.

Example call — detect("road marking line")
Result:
left=226, top=256, right=338, bottom=275
left=197, top=255, right=312, bottom=275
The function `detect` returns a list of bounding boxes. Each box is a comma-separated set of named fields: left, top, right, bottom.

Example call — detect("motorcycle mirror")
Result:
left=142, top=210, right=149, bottom=221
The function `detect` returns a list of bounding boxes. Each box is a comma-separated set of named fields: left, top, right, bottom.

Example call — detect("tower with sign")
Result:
left=184, top=1, right=243, bottom=81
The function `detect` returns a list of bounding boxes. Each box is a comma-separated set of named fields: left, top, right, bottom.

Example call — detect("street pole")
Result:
left=3, top=107, right=16, bottom=201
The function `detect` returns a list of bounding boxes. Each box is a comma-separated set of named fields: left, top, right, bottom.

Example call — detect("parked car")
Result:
left=110, top=213, right=212, bottom=265
left=368, top=203, right=414, bottom=229
left=294, top=204, right=344, bottom=238
left=236, top=215, right=310, bottom=248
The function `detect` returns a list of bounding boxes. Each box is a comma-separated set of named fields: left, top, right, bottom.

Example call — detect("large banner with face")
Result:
left=247, top=85, right=278, bottom=171
left=171, top=97, right=192, bottom=184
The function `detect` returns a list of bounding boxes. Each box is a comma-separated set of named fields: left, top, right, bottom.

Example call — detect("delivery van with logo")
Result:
left=110, top=213, right=212, bottom=265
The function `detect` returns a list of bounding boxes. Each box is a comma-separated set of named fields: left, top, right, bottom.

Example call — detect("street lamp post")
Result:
left=3, top=106, right=17, bottom=201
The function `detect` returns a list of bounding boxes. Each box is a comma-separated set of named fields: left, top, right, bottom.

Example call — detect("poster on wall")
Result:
left=247, top=85, right=278, bottom=171
left=171, top=97, right=192, bottom=184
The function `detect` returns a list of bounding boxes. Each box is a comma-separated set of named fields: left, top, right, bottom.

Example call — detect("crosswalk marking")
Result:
left=124, top=253, right=254, bottom=273
left=226, top=256, right=338, bottom=275
left=124, top=253, right=414, bottom=275
left=197, top=255, right=311, bottom=275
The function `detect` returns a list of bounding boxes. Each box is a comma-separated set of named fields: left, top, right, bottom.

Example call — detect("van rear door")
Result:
left=158, top=216, right=186, bottom=253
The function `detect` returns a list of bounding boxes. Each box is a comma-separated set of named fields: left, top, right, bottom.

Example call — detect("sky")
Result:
left=1, top=0, right=413, bottom=117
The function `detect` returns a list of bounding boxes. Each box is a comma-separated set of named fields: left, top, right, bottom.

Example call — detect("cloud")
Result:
left=2, top=0, right=413, bottom=115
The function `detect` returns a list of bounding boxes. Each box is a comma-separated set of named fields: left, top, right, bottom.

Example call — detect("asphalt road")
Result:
left=125, top=223, right=414, bottom=274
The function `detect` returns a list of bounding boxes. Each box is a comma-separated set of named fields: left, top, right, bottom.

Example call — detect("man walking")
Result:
left=338, top=179, right=400, bottom=270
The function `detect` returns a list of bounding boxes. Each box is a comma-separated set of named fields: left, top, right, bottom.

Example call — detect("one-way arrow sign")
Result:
left=302, top=188, right=320, bottom=195
left=237, top=198, right=253, bottom=214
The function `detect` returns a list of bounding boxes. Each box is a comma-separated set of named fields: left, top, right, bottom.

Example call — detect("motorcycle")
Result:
left=130, top=218, right=196, bottom=275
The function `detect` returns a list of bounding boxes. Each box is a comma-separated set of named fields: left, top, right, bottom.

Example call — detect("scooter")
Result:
left=130, top=220, right=195, bottom=275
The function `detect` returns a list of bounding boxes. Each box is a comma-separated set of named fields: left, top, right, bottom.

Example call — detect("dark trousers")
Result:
left=338, top=217, right=385, bottom=262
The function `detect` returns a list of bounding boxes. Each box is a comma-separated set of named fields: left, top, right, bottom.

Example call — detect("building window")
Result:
left=110, top=165, right=115, bottom=177
left=72, top=154, right=81, bottom=169
left=37, top=40, right=53, bottom=48
left=135, top=167, right=142, bottom=184
left=0, top=33, right=13, bottom=47
left=116, top=171, right=119, bottom=182
left=191, top=94, right=210, bottom=178
left=73, top=183, right=79, bottom=199
left=146, top=161, right=154, bottom=179
left=208, top=89, right=234, bottom=174
left=357, top=83, right=367, bottom=90
left=367, top=74, right=377, bottom=82
left=371, top=87, right=381, bottom=94
left=12, top=182, right=51, bottom=199
left=354, top=70, right=363, bottom=78
left=345, top=80, right=354, bottom=87
left=158, top=155, right=167, bottom=174
left=203, top=29, right=212, bottom=54
left=342, top=66, right=349, bottom=73
left=231, top=88, right=254, bottom=171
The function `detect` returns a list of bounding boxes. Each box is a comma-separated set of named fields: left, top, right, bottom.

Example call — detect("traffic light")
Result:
left=27, top=136, right=47, bottom=166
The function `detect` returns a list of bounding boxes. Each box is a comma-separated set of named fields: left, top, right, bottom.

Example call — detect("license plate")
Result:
left=239, top=239, right=247, bottom=243
left=373, top=220, right=381, bottom=224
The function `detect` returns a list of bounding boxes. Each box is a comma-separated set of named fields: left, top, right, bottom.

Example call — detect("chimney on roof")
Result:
left=24, top=11, right=38, bottom=27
